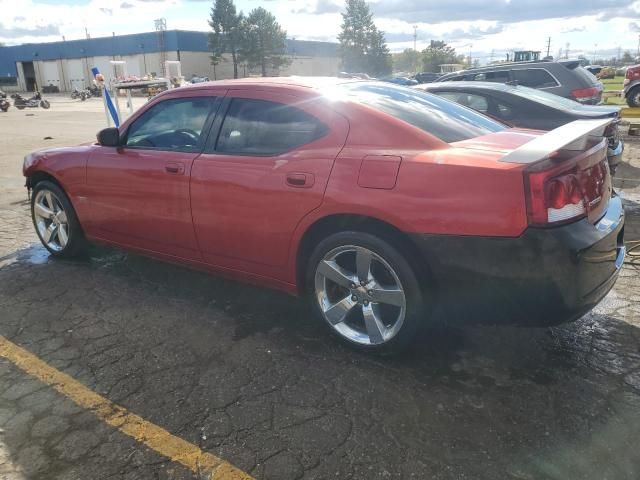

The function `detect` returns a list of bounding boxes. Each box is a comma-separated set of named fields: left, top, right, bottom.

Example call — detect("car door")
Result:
left=190, top=89, right=349, bottom=281
left=86, top=94, right=220, bottom=259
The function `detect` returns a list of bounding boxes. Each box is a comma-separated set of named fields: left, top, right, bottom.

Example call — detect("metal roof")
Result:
left=0, top=30, right=339, bottom=78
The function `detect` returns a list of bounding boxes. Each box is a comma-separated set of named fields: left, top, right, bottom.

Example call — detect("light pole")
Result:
left=593, top=43, right=598, bottom=63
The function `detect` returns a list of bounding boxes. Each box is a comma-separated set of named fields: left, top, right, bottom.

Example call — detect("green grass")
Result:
left=601, top=77, right=623, bottom=92
left=600, top=76, right=625, bottom=105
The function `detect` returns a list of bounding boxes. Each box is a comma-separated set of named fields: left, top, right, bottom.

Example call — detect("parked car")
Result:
left=190, top=75, right=210, bottom=84
left=414, top=72, right=442, bottom=83
left=416, top=81, right=624, bottom=172
left=623, top=64, right=640, bottom=106
left=380, top=76, right=418, bottom=86
left=597, top=66, right=616, bottom=80
left=23, top=79, right=625, bottom=353
left=436, top=60, right=604, bottom=104
left=586, top=65, right=603, bottom=76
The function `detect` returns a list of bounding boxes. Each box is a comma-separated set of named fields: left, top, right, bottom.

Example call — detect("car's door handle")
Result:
left=165, top=162, right=185, bottom=175
left=286, top=172, right=314, bottom=188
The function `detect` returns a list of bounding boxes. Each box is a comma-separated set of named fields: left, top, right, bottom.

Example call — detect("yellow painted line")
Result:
left=0, top=336, right=253, bottom=480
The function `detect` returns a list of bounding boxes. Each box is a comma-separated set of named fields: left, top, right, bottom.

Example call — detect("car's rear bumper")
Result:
left=410, top=195, right=625, bottom=326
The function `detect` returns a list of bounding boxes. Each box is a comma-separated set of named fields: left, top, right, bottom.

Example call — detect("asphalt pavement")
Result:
left=0, top=96, right=639, bottom=480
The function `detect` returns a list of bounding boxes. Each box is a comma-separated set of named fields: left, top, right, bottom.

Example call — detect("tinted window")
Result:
left=572, top=66, right=600, bottom=86
left=513, top=69, right=559, bottom=88
left=336, top=82, right=505, bottom=143
left=126, top=98, right=213, bottom=151
left=474, top=70, right=510, bottom=83
left=216, top=98, right=328, bottom=155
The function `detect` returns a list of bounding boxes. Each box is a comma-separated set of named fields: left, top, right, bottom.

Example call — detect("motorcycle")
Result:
left=0, top=90, right=9, bottom=112
left=12, top=92, right=50, bottom=110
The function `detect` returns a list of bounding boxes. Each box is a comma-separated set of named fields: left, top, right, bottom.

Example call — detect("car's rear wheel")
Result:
left=307, top=231, right=426, bottom=354
left=627, top=87, right=640, bottom=107
left=31, top=180, right=87, bottom=258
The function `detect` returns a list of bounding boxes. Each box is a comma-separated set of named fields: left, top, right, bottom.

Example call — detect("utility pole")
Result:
left=637, top=35, right=640, bottom=59
left=593, top=43, right=598, bottom=63
left=565, top=42, right=570, bottom=59
left=546, top=37, right=551, bottom=58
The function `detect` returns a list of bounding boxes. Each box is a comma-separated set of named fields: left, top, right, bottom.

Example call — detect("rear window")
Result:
left=571, top=66, right=600, bottom=86
left=505, top=84, right=582, bottom=110
left=335, top=82, right=505, bottom=143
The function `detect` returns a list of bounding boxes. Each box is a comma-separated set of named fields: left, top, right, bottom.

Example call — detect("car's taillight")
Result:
left=524, top=149, right=608, bottom=227
left=571, top=86, right=600, bottom=103
left=525, top=164, right=586, bottom=226
left=544, top=174, right=585, bottom=223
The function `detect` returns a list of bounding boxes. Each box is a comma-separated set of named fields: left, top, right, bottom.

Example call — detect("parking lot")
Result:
left=1, top=96, right=640, bottom=479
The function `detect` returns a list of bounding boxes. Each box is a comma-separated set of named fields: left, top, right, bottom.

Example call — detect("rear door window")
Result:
left=513, top=69, right=559, bottom=89
left=215, top=98, right=328, bottom=156
left=435, top=91, right=489, bottom=113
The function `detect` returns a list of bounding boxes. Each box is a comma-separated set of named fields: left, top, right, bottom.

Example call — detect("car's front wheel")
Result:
left=307, top=231, right=427, bottom=354
left=31, top=180, right=87, bottom=258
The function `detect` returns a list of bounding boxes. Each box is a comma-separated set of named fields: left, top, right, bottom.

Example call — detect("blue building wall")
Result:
left=0, top=30, right=338, bottom=78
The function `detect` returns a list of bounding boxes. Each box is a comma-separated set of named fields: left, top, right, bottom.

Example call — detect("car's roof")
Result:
left=177, top=76, right=359, bottom=92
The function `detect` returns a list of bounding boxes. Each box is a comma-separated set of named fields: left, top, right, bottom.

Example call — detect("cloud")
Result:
left=631, top=21, right=640, bottom=32
left=99, top=7, right=113, bottom=15
left=120, top=1, right=134, bottom=7
left=384, top=23, right=504, bottom=43
left=13, top=16, right=26, bottom=22
left=0, top=22, right=60, bottom=38
left=372, top=0, right=634, bottom=24
left=294, top=0, right=342, bottom=15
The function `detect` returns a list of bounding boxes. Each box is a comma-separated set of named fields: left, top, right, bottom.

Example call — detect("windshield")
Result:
left=335, top=82, right=506, bottom=143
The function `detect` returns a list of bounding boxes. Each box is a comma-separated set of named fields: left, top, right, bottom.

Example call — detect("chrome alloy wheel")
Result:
left=33, top=189, right=69, bottom=252
left=314, top=245, right=406, bottom=345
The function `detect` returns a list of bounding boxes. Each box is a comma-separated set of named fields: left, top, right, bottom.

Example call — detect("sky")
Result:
left=2, top=0, right=640, bottom=64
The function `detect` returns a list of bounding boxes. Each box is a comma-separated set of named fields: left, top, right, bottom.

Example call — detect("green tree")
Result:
left=622, top=51, right=634, bottom=63
left=241, top=7, right=290, bottom=77
left=338, top=0, right=392, bottom=76
left=209, top=0, right=244, bottom=79
left=421, top=40, right=464, bottom=73
left=392, top=48, right=420, bottom=73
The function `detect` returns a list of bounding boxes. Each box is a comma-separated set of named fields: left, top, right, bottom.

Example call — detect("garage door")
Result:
left=67, top=59, right=87, bottom=91
left=41, top=61, right=60, bottom=90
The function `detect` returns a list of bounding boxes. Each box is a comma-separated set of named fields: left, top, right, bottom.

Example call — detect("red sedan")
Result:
left=23, top=78, right=625, bottom=353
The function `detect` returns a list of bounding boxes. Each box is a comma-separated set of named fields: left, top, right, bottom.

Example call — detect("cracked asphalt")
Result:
left=1, top=97, right=640, bottom=479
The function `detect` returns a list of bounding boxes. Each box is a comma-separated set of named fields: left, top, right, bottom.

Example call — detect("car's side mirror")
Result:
left=97, top=127, right=121, bottom=147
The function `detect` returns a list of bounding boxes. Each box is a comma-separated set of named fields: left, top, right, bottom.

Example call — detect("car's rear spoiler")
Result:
left=500, top=118, right=612, bottom=164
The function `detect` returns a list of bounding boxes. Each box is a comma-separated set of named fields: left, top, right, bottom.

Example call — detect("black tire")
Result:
left=626, top=87, right=640, bottom=107
left=16, top=105, right=25, bottom=110
left=31, top=180, right=88, bottom=258
left=40, top=100, right=51, bottom=109
left=306, top=231, right=427, bottom=354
